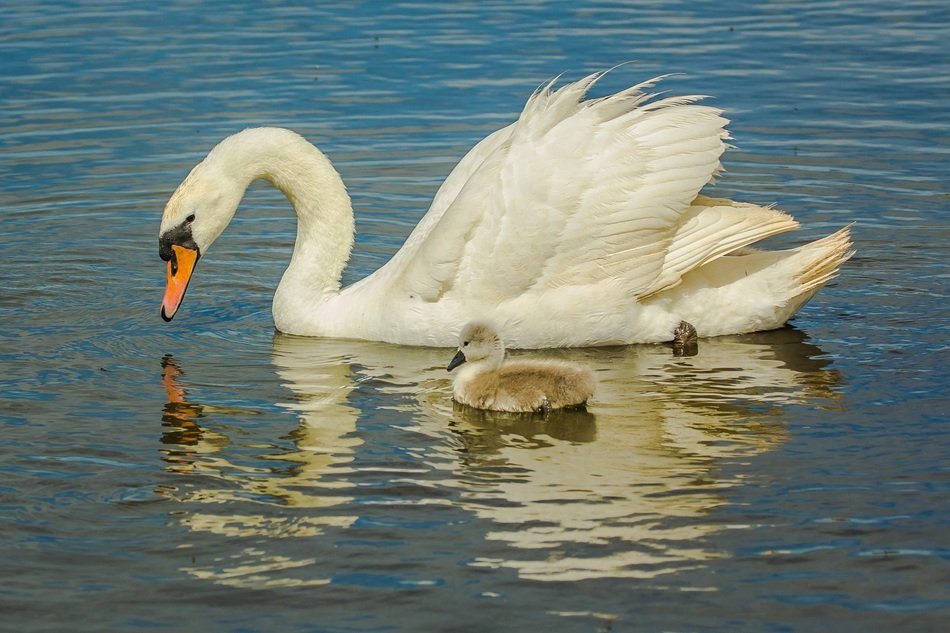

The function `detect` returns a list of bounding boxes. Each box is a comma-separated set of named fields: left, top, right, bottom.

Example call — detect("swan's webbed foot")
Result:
left=538, top=398, right=552, bottom=416
left=672, top=320, right=699, bottom=357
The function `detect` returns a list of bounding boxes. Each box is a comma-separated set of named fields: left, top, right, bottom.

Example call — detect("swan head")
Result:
left=158, top=154, right=244, bottom=321
left=447, top=321, right=506, bottom=371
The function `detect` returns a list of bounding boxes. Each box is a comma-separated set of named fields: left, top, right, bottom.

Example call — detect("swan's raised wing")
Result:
left=389, top=72, right=730, bottom=305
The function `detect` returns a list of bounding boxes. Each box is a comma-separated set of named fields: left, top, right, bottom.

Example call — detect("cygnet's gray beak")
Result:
left=447, top=349, right=467, bottom=372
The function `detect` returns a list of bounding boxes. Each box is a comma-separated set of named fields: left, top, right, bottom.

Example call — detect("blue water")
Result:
left=1, top=1, right=948, bottom=631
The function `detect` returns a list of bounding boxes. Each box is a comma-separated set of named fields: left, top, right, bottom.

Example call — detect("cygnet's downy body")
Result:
left=447, top=322, right=596, bottom=413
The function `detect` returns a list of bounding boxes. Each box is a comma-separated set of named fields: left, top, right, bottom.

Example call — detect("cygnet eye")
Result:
left=463, top=341, right=469, bottom=347
left=186, top=213, right=196, bottom=223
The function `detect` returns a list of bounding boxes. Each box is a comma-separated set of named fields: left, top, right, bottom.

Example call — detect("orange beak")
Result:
left=161, top=244, right=199, bottom=321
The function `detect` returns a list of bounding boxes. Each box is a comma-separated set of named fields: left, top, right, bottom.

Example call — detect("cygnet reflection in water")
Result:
left=447, top=322, right=597, bottom=413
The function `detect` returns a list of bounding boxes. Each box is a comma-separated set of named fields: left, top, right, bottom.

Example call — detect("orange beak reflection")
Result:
left=161, top=244, right=199, bottom=322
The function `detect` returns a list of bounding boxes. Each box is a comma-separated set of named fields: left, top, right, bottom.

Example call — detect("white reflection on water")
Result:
left=158, top=329, right=841, bottom=587
left=441, top=330, right=840, bottom=581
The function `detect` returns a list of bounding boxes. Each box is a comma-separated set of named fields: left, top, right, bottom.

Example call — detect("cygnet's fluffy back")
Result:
left=447, top=322, right=596, bottom=413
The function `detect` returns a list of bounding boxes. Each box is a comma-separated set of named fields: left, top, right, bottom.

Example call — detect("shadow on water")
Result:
left=450, top=403, right=598, bottom=450
left=156, top=327, right=843, bottom=586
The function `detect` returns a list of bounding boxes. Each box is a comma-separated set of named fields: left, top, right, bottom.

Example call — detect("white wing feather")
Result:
left=639, top=195, right=801, bottom=298
left=389, top=73, right=729, bottom=304
left=375, top=73, right=730, bottom=306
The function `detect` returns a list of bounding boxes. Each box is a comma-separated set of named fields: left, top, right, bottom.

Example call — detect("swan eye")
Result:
left=186, top=214, right=196, bottom=223
left=463, top=341, right=469, bottom=347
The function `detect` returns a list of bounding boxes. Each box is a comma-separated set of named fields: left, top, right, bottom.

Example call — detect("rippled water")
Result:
left=1, top=1, right=948, bottom=631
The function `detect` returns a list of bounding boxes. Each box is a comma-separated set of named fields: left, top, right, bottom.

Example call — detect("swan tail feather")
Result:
left=658, top=224, right=854, bottom=337
left=792, top=224, right=855, bottom=295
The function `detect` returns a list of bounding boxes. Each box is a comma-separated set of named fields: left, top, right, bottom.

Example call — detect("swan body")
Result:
left=447, top=322, right=596, bottom=412
left=159, top=71, right=853, bottom=348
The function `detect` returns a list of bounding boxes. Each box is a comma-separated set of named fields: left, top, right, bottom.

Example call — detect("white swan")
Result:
left=447, top=322, right=596, bottom=413
left=159, top=71, right=853, bottom=348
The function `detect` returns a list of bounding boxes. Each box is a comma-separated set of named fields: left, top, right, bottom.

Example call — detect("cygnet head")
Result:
left=446, top=322, right=505, bottom=371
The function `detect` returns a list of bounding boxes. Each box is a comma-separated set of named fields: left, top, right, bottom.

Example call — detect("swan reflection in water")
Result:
left=158, top=328, right=842, bottom=586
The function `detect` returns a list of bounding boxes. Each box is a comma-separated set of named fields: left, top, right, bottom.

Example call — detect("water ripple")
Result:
left=1, top=1, right=948, bottom=631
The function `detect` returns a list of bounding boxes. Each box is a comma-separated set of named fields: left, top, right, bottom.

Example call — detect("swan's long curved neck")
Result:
left=209, top=128, right=355, bottom=329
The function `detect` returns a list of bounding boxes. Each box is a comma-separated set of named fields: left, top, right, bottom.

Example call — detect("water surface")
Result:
left=1, top=1, right=948, bottom=631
